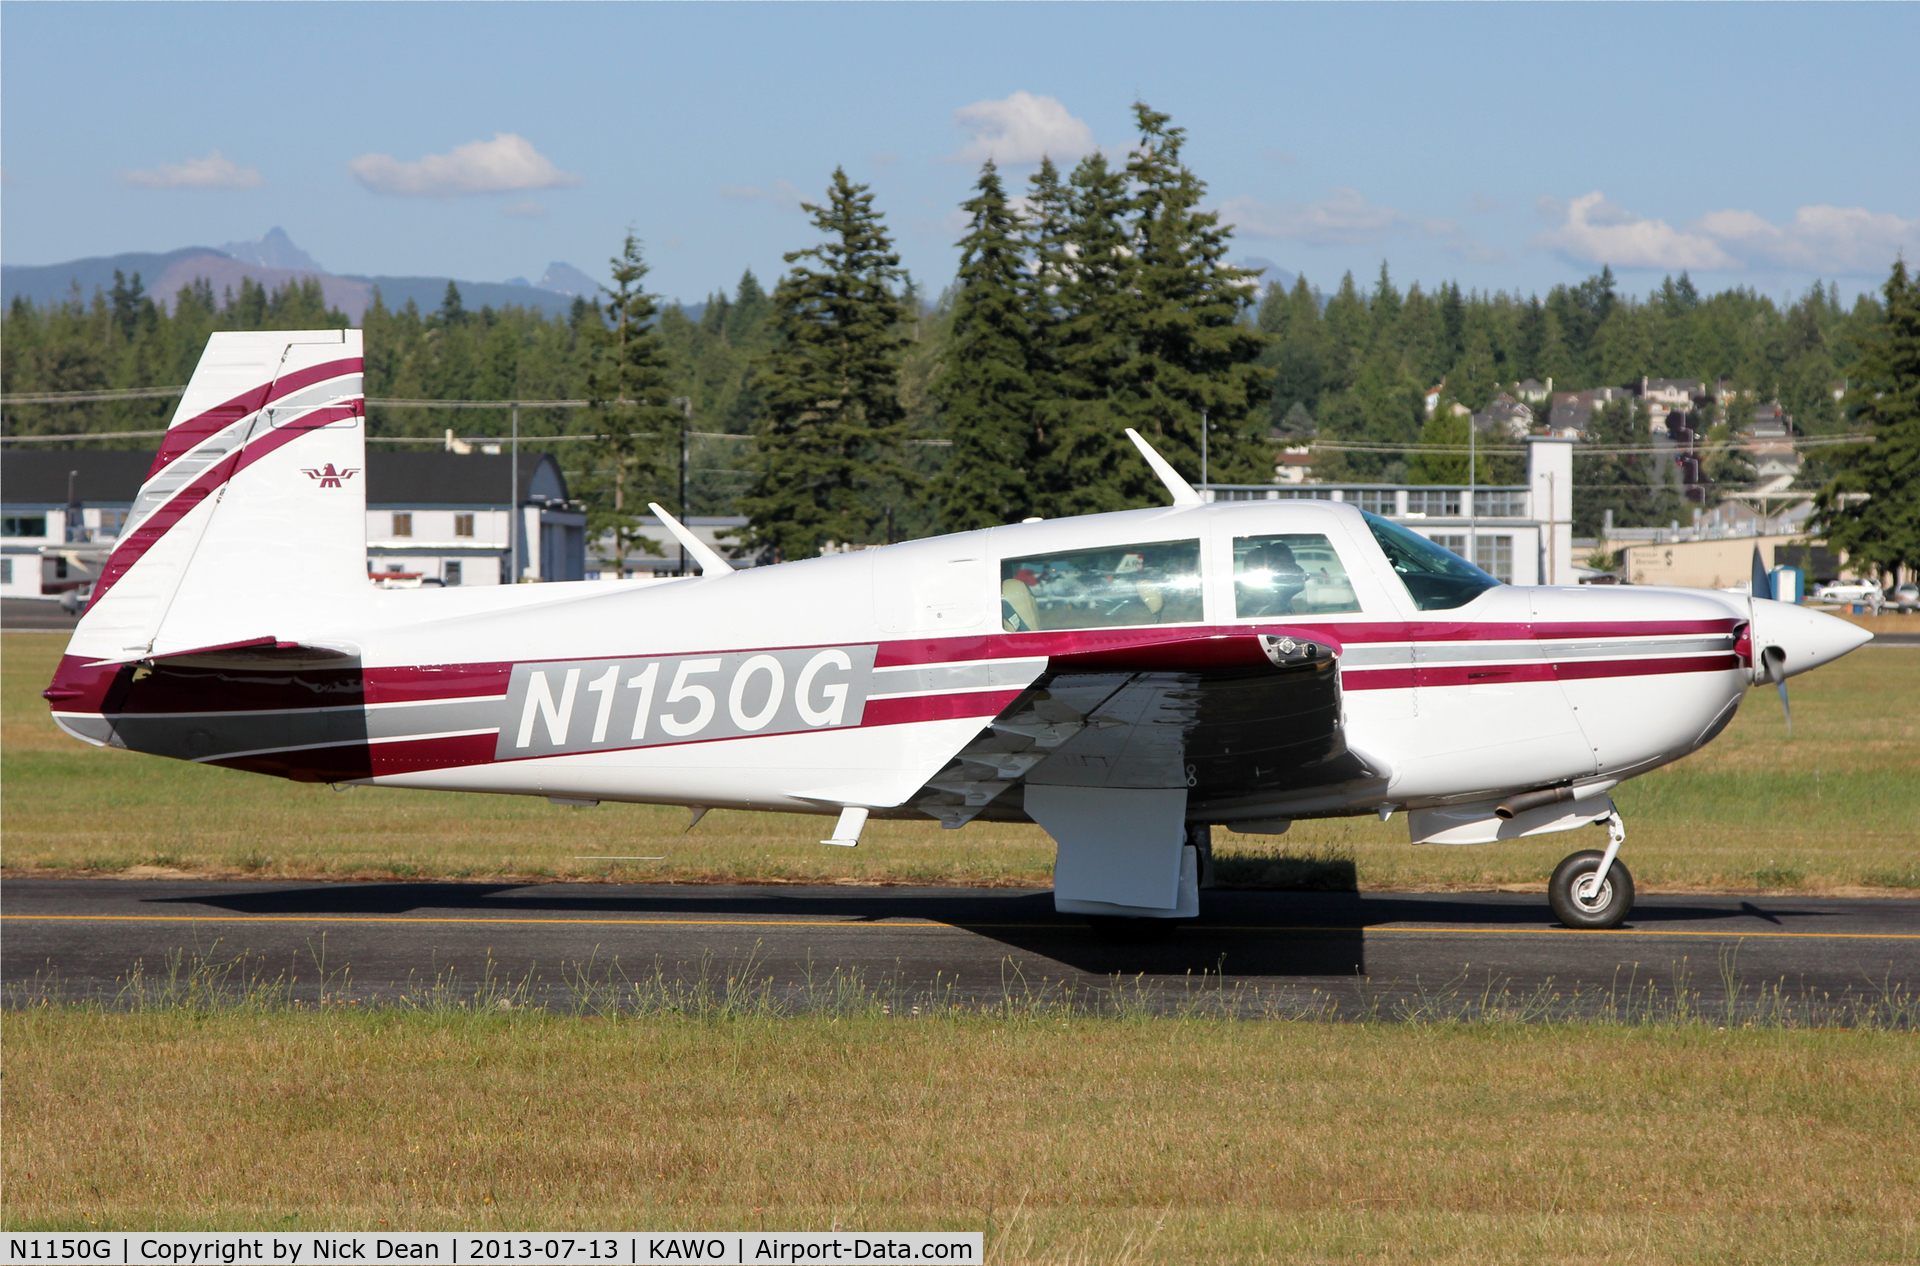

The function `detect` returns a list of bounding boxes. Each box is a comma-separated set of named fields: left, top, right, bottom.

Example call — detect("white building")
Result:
left=1207, top=436, right=1577, bottom=586
left=2, top=449, right=586, bottom=600
left=364, top=451, right=585, bottom=586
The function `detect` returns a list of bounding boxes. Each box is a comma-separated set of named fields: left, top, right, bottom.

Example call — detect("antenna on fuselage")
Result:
left=1124, top=428, right=1204, bottom=508
left=646, top=503, right=734, bottom=576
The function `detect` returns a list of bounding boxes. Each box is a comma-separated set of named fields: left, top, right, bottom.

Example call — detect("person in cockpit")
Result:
left=1236, top=539, right=1308, bottom=616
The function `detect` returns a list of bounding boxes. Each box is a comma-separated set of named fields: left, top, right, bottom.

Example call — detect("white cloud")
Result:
left=1219, top=188, right=1408, bottom=245
left=1531, top=192, right=1732, bottom=270
left=1534, top=190, right=1919, bottom=274
left=1692, top=204, right=1920, bottom=273
left=719, top=180, right=804, bottom=208
left=349, top=133, right=579, bottom=197
left=949, top=91, right=1095, bottom=167
left=124, top=150, right=262, bottom=190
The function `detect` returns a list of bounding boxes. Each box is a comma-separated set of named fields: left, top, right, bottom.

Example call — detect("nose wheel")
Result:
left=1548, top=811, right=1634, bottom=929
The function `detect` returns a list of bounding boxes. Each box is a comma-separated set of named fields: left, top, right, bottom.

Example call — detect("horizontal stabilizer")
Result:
left=82, top=636, right=358, bottom=669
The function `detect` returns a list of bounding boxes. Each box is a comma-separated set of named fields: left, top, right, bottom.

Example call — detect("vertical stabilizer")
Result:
left=65, top=330, right=369, bottom=663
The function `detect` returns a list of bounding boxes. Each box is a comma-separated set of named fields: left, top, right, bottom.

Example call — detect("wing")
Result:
left=908, top=630, right=1388, bottom=829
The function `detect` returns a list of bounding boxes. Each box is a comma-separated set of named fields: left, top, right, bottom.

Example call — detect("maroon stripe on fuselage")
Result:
left=1342, top=653, right=1742, bottom=692
left=864, top=689, right=1024, bottom=727
left=364, top=663, right=512, bottom=704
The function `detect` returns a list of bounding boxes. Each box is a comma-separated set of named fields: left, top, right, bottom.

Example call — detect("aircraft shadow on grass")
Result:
left=143, top=882, right=1851, bottom=980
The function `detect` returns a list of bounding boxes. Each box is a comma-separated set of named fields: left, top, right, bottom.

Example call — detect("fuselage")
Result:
left=49, top=497, right=1854, bottom=830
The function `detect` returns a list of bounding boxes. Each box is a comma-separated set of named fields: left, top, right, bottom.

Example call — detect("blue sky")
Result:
left=4, top=2, right=1917, bottom=306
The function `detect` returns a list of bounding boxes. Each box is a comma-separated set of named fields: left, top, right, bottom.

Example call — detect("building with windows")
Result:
left=364, top=451, right=585, bottom=585
left=2, top=449, right=586, bottom=599
left=1206, top=435, right=1576, bottom=586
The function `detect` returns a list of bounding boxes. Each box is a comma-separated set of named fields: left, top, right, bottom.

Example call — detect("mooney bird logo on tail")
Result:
left=301, top=463, right=360, bottom=489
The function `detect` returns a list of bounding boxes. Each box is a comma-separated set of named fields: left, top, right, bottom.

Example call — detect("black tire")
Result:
left=1548, top=850, right=1635, bottom=930
left=1087, top=915, right=1179, bottom=944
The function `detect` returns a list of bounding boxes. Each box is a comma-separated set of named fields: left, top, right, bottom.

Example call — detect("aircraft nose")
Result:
left=1751, top=598, right=1873, bottom=679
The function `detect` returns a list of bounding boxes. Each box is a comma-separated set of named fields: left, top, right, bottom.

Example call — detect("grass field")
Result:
left=4, top=1007, right=1917, bottom=1261
left=3, top=631, right=1915, bottom=894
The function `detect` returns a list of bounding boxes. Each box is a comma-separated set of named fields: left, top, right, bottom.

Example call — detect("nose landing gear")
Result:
left=1548, top=810, right=1634, bottom=929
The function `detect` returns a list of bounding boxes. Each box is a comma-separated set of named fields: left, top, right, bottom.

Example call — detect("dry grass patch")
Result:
left=4, top=633, right=1915, bottom=894
left=3, top=1008, right=1918, bottom=1260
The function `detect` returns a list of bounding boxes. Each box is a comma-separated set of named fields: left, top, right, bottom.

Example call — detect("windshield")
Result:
left=1362, top=511, right=1502, bottom=611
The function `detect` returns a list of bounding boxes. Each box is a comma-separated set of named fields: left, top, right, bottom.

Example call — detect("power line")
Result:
left=0, top=386, right=186, bottom=403
left=1306, top=435, right=1871, bottom=456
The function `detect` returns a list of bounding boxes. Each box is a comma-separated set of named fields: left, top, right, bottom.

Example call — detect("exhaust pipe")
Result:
left=1494, top=785, right=1575, bottom=820
left=1495, top=779, right=1618, bottom=820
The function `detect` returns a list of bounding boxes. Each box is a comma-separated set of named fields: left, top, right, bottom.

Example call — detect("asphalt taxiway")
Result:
left=4, top=879, right=1914, bottom=1017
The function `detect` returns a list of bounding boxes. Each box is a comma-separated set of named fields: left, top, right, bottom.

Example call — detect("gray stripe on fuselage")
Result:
left=91, top=696, right=501, bottom=763
left=870, top=658, right=1047, bottom=697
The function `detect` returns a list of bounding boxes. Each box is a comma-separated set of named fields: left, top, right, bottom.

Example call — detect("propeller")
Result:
left=1751, top=547, right=1791, bottom=735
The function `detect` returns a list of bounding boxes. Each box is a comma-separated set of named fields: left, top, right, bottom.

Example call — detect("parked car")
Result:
left=1894, top=583, right=1920, bottom=613
left=1814, top=579, right=1884, bottom=605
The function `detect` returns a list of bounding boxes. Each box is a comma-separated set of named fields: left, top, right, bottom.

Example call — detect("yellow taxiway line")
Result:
left=2, top=913, right=1915, bottom=941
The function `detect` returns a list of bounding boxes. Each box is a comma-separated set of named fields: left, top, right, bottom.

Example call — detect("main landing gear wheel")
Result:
left=1548, top=850, right=1635, bottom=930
left=1087, top=916, right=1179, bottom=944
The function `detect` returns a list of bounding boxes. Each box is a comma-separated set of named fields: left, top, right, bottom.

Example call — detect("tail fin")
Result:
left=67, top=330, right=368, bottom=663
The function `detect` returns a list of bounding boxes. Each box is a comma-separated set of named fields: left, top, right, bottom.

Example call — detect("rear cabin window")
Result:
left=1233, top=533, right=1363, bottom=617
left=1001, top=539, right=1202, bottom=632
left=1362, top=511, right=1502, bottom=610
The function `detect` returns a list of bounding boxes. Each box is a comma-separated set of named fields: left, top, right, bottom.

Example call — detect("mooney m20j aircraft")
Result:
left=46, top=332, right=1872, bottom=934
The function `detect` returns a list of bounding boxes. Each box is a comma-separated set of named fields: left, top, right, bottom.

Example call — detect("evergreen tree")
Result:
left=1816, top=259, right=1920, bottom=580
left=726, top=269, right=771, bottom=345
left=437, top=281, right=467, bottom=326
left=1119, top=101, right=1270, bottom=490
left=1020, top=157, right=1073, bottom=467
left=1406, top=411, right=1502, bottom=485
left=1036, top=151, right=1143, bottom=515
left=1261, top=275, right=1324, bottom=431
left=738, top=168, right=911, bottom=560
left=934, top=161, right=1038, bottom=531
left=584, top=233, right=675, bottom=574
left=1448, top=326, right=1499, bottom=410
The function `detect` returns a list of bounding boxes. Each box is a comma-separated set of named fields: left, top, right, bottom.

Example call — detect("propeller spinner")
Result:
left=1746, top=546, right=1875, bottom=736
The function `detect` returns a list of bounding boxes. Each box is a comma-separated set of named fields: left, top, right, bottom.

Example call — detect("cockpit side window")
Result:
left=1362, top=511, right=1502, bottom=610
left=1233, top=533, right=1362, bottom=617
left=1000, top=539, right=1202, bottom=632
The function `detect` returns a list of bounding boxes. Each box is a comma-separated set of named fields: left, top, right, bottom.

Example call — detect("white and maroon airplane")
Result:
left=45, top=331, right=1872, bottom=934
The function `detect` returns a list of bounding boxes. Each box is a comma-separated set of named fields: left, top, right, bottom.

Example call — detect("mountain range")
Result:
left=0, top=228, right=601, bottom=321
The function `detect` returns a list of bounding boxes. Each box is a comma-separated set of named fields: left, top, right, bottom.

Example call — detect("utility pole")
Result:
left=1199, top=409, right=1209, bottom=500
left=671, top=396, right=693, bottom=576
left=508, top=404, right=520, bottom=582
left=1466, top=413, right=1477, bottom=569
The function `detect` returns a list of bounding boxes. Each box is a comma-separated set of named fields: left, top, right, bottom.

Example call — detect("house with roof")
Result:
left=1547, top=386, right=1635, bottom=435
left=1636, top=377, right=1707, bottom=431
left=2, top=448, right=587, bottom=600
left=1511, top=378, right=1553, bottom=404
left=1274, top=447, right=1315, bottom=484
left=1473, top=393, right=1535, bottom=438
